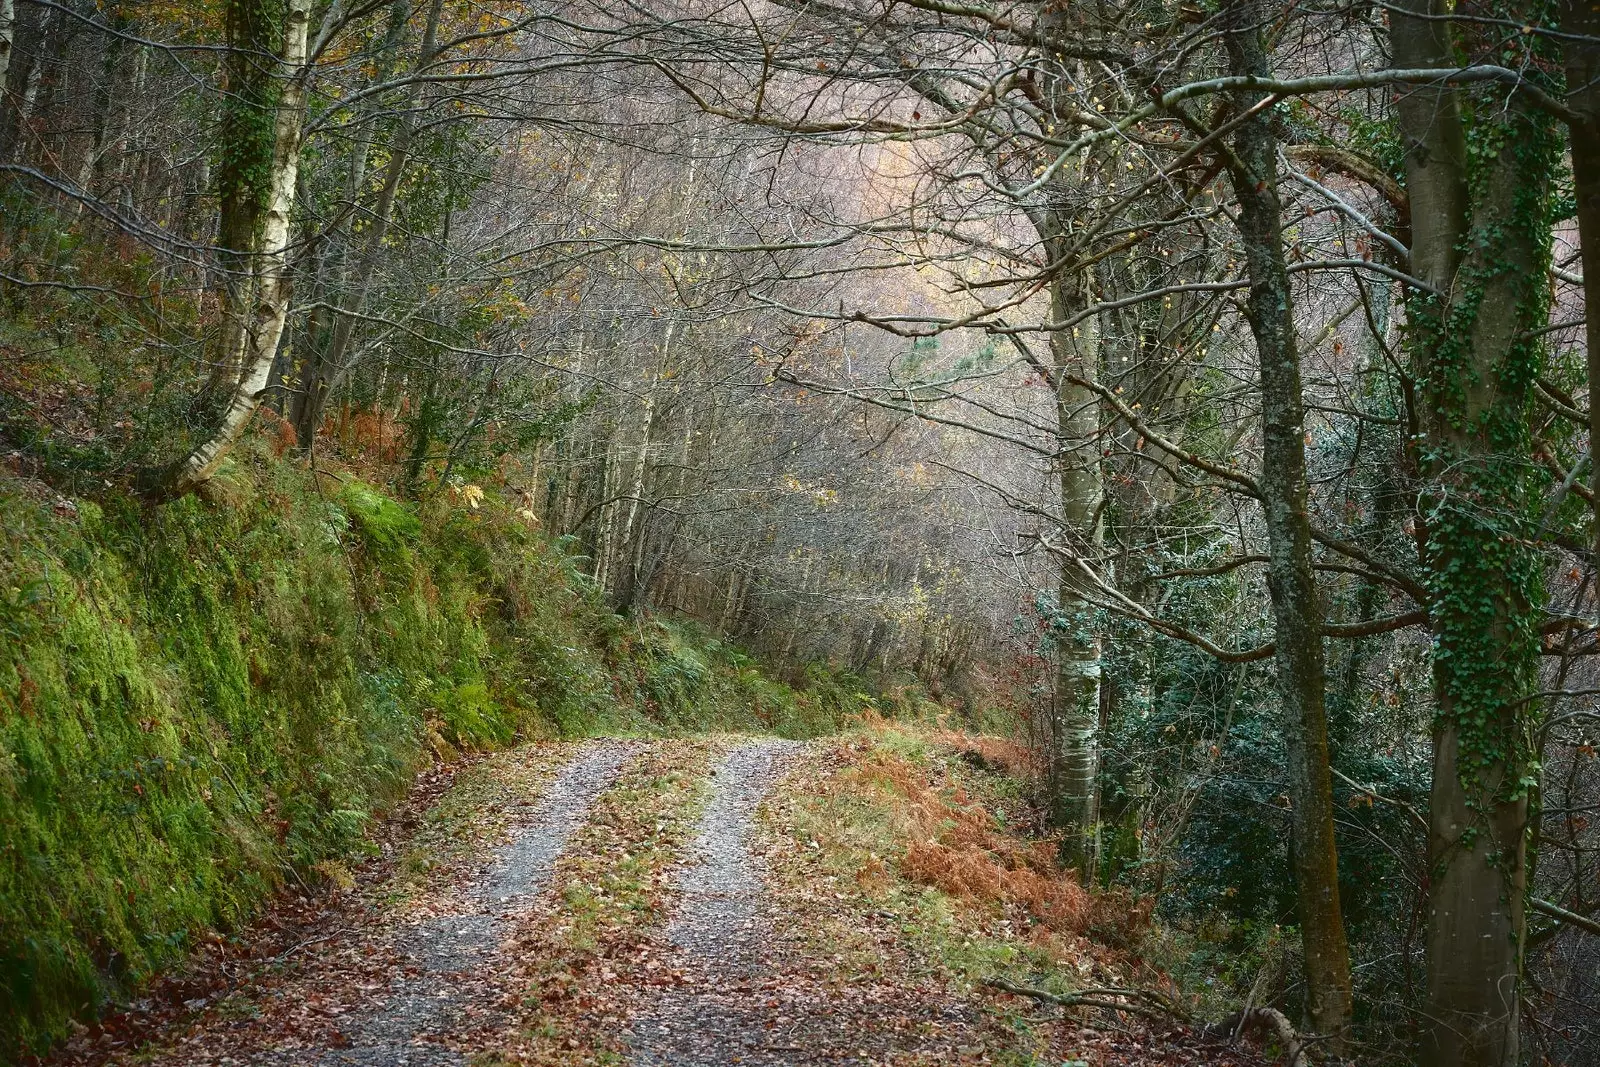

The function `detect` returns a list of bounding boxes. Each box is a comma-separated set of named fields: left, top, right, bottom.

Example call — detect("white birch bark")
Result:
left=162, top=0, right=312, bottom=499
left=617, top=320, right=675, bottom=607
left=0, top=0, right=16, bottom=104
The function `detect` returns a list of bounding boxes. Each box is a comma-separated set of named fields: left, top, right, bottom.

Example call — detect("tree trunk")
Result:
left=616, top=321, right=674, bottom=613
left=291, top=0, right=442, bottom=447
left=154, top=0, right=312, bottom=500
left=1046, top=262, right=1104, bottom=873
left=1031, top=15, right=1108, bottom=875
left=0, top=0, right=15, bottom=101
left=213, top=0, right=286, bottom=387
left=73, top=24, right=120, bottom=216
left=1221, top=0, right=1353, bottom=1045
left=1391, top=5, right=1558, bottom=1065
left=1563, top=0, right=1600, bottom=554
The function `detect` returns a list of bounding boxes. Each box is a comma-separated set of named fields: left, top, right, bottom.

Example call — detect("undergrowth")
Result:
left=760, top=725, right=1152, bottom=1002
left=0, top=444, right=866, bottom=1056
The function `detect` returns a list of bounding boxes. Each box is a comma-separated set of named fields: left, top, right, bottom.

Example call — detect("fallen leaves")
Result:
left=42, top=734, right=1277, bottom=1067
left=487, top=739, right=718, bottom=1064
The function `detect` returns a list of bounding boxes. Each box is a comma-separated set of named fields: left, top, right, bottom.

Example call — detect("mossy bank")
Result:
left=0, top=446, right=867, bottom=1056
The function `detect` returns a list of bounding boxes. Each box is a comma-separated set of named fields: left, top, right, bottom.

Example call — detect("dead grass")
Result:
left=851, top=743, right=1092, bottom=933
left=929, top=729, right=1036, bottom=779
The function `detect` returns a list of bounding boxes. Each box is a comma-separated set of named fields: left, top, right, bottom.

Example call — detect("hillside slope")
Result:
left=0, top=446, right=866, bottom=1055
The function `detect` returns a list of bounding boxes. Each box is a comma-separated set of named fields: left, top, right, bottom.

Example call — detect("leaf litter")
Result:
left=43, top=732, right=1281, bottom=1067
left=43, top=740, right=633, bottom=1066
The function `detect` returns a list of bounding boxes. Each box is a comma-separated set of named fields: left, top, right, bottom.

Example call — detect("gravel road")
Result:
left=626, top=738, right=805, bottom=1066
left=266, top=741, right=632, bottom=1066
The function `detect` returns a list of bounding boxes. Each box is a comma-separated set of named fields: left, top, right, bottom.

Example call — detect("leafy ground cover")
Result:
left=755, top=725, right=1278, bottom=1066
left=486, top=738, right=722, bottom=1065
left=32, top=731, right=1288, bottom=1067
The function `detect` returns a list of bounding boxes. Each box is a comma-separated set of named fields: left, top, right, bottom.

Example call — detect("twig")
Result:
left=985, top=977, right=1191, bottom=1023
left=271, top=932, right=337, bottom=964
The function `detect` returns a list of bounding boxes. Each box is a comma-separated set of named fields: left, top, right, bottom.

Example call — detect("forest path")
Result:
left=624, top=739, right=979, bottom=1066
left=57, top=740, right=637, bottom=1066
left=273, top=740, right=634, bottom=1066
left=52, top=735, right=1263, bottom=1067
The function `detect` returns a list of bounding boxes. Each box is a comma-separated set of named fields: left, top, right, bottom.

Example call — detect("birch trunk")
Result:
left=1222, top=0, right=1352, bottom=1043
left=1047, top=263, right=1104, bottom=874
left=615, top=320, right=675, bottom=613
left=3, top=3, right=57, bottom=163
left=0, top=0, right=15, bottom=105
left=155, top=0, right=312, bottom=500
left=594, top=435, right=617, bottom=592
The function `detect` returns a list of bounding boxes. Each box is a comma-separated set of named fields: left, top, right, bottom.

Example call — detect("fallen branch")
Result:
left=989, top=977, right=1315, bottom=1067
left=1531, top=896, right=1600, bottom=939
left=985, top=977, right=1191, bottom=1023
left=1202, top=1007, right=1310, bottom=1067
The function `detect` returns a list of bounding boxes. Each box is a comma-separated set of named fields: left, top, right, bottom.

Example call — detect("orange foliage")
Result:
left=255, top=407, right=300, bottom=457
left=323, top=404, right=405, bottom=463
left=931, top=729, right=1036, bottom=779
left=903, top=840, right=1089, bottom=932
left=853, top=746, right=1090, bottom=933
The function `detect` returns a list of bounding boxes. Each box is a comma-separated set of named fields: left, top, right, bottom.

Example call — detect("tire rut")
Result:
left=626, top=738, right=805, bottom=1066
left=260, top=741, right=634, bottom=1067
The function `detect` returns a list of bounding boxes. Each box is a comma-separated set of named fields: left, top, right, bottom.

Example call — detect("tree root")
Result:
left=1201, top=1007, right=1310, bottom=1067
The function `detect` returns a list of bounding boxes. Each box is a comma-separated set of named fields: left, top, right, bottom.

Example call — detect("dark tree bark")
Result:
left=1220, top=0, right=1353, bottom=1046
left=1391, top=4, right=1559, bottom=1065
left=1562, top=1, right=1600, bottom=553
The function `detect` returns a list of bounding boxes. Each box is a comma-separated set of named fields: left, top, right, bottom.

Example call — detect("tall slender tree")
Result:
left=1219, top=0, right=1353, bottom=1044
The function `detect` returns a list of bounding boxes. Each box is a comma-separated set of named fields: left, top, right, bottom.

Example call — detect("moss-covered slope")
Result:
left=0, top=448, right=860, bottom=1054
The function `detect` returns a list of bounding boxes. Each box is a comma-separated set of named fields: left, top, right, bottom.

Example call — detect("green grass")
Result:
left=0, top=445, right=868, bottom=1056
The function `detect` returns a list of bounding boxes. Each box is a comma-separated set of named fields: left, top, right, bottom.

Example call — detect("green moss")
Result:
left=0, top=446, right=864, bottom=1055
left=342, top=480, right=421, bottom=566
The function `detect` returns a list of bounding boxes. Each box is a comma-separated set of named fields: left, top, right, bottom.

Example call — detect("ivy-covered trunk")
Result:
left=214, top=0, right=285, bottom=387
left=1391, top=4, right=1559, bottom=1064
left=1220, top=0, right=1353, bottom=1044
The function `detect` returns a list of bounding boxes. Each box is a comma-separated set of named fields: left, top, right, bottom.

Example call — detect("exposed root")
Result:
left=991, top=977, right=1313, bottom=1066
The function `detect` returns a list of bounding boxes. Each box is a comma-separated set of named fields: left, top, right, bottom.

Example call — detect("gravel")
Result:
left=260, top=741, right=633, bottom=1067
left=627, top=738, right=805, bottom=1066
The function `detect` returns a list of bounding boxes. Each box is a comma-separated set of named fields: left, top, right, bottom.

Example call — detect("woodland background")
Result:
left=1, top=0, right=1599, bottom=1063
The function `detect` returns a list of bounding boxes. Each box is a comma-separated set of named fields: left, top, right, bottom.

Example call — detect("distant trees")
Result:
left=619, top=0, right=1600, bottom=1058
left=0, top=0, right=1009, bottom=701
